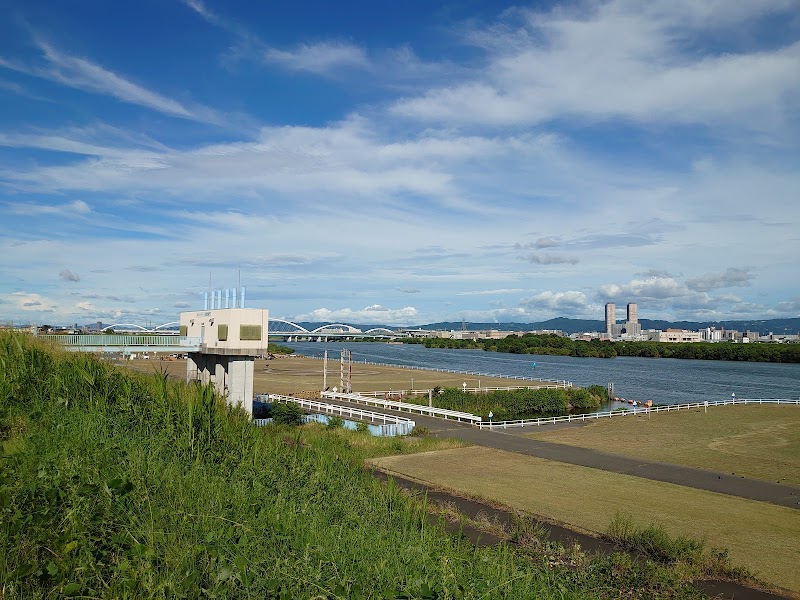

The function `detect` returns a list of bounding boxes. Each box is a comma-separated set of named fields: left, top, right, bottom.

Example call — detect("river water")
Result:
left=285, top=341, right=800, bottom=406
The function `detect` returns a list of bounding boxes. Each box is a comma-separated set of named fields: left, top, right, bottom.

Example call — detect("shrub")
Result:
left=567, top=388, right=600, bottom=410
left=325, top=415, right=344, bottom=430
left=270, top=401, right=304, bottom=425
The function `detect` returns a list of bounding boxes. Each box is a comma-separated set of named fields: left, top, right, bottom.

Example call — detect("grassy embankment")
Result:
left=526, top=405, right=800, bottom=485
left=2, top=332, right=730, bottom=599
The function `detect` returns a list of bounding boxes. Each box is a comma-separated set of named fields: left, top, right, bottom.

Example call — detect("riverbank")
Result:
left=122, top=355, right=562, bottom=396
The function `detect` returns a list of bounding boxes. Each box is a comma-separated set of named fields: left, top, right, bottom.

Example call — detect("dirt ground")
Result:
left=120, top=355, right=553, bottom=396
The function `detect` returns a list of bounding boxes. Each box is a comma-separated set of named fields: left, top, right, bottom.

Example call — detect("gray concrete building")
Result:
left=605, top=303, right=616, bottom=335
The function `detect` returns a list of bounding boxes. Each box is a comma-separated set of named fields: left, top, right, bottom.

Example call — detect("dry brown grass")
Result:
left=122, top=355, right=550, bottom=396
left=370, top=446, right=800, bottom=593
left=525, top=405, right=800, bottom=484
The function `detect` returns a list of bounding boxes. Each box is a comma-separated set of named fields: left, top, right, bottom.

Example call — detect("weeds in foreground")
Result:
left=606, top=513, right=750, bottom=581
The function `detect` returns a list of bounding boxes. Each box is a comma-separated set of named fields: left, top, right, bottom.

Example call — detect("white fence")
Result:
left=264, top=394, right=417, bottom=436
left=40, top=334, right=201, bottom=348
left=477, top=398, right=800, bottom=430
left=322, top=391, right=482, bottom=424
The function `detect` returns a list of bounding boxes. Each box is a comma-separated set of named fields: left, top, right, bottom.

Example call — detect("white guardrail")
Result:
left=321, top=391, right=482, bottom=424
left=266, top=394, right=416, bottom=427
left=303, top=354, right=571, bottom=388
left=477, top=398, right=800, bottom=430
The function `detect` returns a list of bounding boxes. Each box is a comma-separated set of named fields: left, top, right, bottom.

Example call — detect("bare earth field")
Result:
left=524, top=405, right=800, bottom=485
left=122, top=355, right=550, bottom=396
left=370, top=446, right=800, bottom=594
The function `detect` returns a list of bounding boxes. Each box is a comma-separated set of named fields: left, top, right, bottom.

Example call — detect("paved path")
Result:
left=316, top=397, right=800, bottom=509
left=439, top=426, right=800, bottom=510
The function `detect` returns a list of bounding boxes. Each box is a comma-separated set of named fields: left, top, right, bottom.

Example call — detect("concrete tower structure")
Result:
left=180, top=302, right=268, bottom=415
left=605, top=303, right=616, bottom=335
left=627, top=303, right=638, bottom=324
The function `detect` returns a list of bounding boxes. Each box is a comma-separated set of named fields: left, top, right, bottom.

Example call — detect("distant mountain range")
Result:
left=296, top=317, right=800, bottom=336
left=56, top=316, right=800, bottom=337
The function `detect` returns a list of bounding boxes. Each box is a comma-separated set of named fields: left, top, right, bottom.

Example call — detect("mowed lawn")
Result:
left=525, top=405, right=800, bottom=484
left=370, top=446, right=800, bottom=593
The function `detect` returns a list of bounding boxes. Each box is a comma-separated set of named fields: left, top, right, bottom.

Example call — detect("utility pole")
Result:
left=323, top=349, right=328, bottom=390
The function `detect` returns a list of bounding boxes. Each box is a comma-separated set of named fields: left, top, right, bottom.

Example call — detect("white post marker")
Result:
left=462, top=381, right=467, bottom=393
left=704, top=400, right=708, bottom=414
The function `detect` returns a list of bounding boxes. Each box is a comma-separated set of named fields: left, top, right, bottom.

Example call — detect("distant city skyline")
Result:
left=1, top=1, right=798, bottom=326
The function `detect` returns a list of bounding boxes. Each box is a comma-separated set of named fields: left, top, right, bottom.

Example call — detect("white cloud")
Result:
left=519, top=252, right=579, bottom=265
left=597, top=277, right=689, bottom=301
left=0, top=38, right=217, bottom=122
left=457, top=288, right=526, bottom=296
left=390, top=1, right=800, bottom=130
left=264, top=42, right=369, bottom=74
left=686, top=267, right=753, bottom=292
left=522, top=290, right=588, bottom=311
left=10, top=292, right=58, bottom=313
left=293, top=305, right=418, bottom=325
left=59, top=269, right=80, bottom=282
left=8, top=200, right=91, bottom=217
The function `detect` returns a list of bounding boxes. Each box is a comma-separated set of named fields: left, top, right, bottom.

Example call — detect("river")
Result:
left=285, top=341, right=800, bottom=406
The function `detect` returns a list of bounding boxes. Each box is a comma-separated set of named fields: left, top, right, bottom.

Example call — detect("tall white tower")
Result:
left=627, top=303, right=638, bottom=324
left=605, top=303, right=616, bottom=335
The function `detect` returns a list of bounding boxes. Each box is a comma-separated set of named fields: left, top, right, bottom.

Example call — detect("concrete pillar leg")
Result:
left=187, top=353, right=199, bottom=383
left=214, top=358, right=227, bottom=398
left=226, top=357, right=254, bottom=414
left=200, top=355, right=212, bottom=386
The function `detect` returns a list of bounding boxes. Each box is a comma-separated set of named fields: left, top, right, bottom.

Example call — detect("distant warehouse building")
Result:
left=647, top=329, right=702, bottom=343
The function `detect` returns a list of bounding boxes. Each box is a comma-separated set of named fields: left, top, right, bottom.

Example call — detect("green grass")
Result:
left=527, top=405, right=800, bottom=484
left=0, top=333, right=716, bottom=599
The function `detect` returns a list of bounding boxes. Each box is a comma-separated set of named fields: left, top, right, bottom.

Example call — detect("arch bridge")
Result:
left=268, top=319, right=404, bottom=340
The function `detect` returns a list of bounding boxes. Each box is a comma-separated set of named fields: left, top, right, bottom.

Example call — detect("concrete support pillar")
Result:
left=186, top=353, right=254, bottom=415
left=187, top=353, right=199, bottom=383
left=214, top=359, right=227, bottom=397
left=226, top=357, right=254, bottom=414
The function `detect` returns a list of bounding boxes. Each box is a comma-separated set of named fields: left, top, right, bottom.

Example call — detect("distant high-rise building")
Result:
left=627, top=303, right=638, bottom=324
left=605, top=303, right=616, bottom=335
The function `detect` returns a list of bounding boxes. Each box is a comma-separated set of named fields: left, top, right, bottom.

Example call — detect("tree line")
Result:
left=405, top=334, right=800, bottom=363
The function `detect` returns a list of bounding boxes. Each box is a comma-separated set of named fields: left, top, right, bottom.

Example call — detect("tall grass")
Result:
left=606, top=513, right=747, bottom=580
left=0, top=333, right=711, bottom=598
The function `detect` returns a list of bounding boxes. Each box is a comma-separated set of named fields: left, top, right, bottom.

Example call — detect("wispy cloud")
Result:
left=0, top=38, right=218, bottom=123
left=390, top=1, right=800, bottom=132
left=686, top=267, right=753, bottom=292
left=519, top=252, right=579, bottom=265
left=7, top=199, right=91, bottom=217
left=264, top=42, right=369, bottom=74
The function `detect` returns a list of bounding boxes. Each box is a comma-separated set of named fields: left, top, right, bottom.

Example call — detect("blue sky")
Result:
left=1, top=0, right=799, bottom=327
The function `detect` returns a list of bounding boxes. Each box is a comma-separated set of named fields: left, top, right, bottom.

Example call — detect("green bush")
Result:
left=326, top=415, right=344, bottom=430
left=567, top=388, right=599, bottom=409
left=270, top=401, right=304, bottom=425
